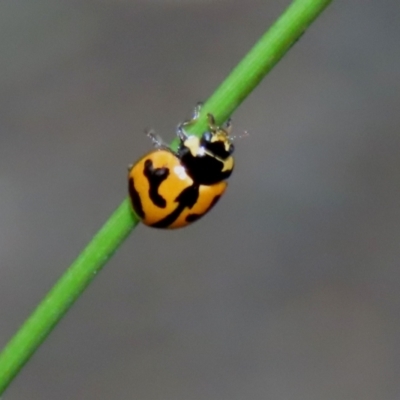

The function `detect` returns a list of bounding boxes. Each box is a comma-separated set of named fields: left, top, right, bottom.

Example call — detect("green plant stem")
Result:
left=0, top=200, right=139, bottom=392
left=171, top=0, right=332, bottom=148
left=0, top=0, right=332, bottom=394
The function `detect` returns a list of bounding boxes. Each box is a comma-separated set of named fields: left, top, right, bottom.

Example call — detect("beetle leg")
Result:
left=223, top=117, right=233, bottom=135
left=190, top=102, right=202, bottom=122
left=207, top=113, right=219, bottom=132
left=176, top=102, right=203, bottom=141
left=176, top=123, right=188, bottom=142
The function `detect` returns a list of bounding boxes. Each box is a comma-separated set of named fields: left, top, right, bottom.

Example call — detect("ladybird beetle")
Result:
left=128, top=104, right=234, bottom=229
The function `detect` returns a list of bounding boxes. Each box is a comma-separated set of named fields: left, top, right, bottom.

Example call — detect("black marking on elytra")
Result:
left=177, top=146, right=232, bottom=185
left=185, top=194, right=222, bottom=223
left=129, top=177, right=145, bottom=219
left=151, top=184, right=200, bottom=228
left=143, top=159, right=169, bottom=208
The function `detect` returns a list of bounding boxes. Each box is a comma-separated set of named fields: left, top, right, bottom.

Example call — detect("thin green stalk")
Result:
left=0, top=0, right=332, bottom=394
left=0, top=199, right=139, bottom=392
left=171, top=0, right=332, bottom=147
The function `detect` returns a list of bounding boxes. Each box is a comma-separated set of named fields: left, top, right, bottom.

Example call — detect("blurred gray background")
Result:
left=1, top=0, right=400, bottom=399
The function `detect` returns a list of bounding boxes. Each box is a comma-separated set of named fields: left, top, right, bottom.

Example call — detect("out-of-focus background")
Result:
left=1, top=0, right=400, bottom=398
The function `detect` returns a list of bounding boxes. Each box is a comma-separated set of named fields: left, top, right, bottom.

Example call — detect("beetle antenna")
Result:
left=231, top=130, right=249, bottom=141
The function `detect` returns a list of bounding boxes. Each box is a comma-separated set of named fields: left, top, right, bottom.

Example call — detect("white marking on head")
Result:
left=184, top=136, right=201, bottom=157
